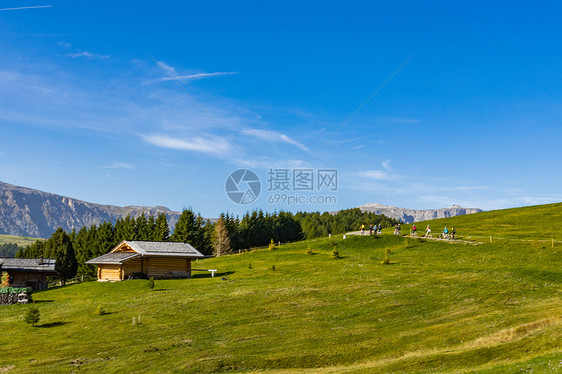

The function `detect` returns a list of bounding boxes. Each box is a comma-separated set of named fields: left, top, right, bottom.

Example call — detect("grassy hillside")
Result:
left=0, top=205, right=560, bottom=373
left=0, top=234, right=40, bottom=247
left=407, top=202, right=562, bottom=241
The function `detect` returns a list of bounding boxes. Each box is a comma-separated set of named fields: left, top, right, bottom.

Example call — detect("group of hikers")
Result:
left=359, top=223, right=457, bottom=240
left=411, top=224, right=456, bottom=240
left=359, top=223, right=383, bottom=235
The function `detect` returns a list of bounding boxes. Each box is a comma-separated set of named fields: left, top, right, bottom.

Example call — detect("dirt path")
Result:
left=345, top=231, right=480, bottom=245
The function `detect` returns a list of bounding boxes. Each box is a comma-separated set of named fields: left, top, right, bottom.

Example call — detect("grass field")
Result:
left=0, top=234, right=40, bottom=247
left=0, top=205, right=560, bottom=373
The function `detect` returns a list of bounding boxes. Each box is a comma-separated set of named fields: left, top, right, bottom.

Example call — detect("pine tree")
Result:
left=135, top=213, right=150, bottom=241
left=213, top=216, right=230, bottom=257
left=44, top=228, right=78, bottom=286
left=170, top=209, right=197, bottom=243
left=24, top=305, right=40, bottom=326
left=152, top=213, right=170, bottom=241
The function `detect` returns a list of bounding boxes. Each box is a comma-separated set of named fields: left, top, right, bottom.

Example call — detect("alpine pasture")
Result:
left=0, top=204, right=560, bottom=373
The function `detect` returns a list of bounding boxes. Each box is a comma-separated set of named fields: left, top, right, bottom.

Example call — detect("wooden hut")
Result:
left=0, top=257, right=57, bottom=289
left=86, top=241, right=205, bottom=281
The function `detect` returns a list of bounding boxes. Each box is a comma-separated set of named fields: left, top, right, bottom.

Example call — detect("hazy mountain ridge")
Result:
left=359, top=203, right=482, bottom=223
left=0, top=181, right=181, bottom=238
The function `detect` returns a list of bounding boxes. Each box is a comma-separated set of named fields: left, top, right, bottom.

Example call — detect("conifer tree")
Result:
left=44, top=228, right=77, bottom=285
left=152, top=213, right=170, bottom=241
left=170, top=209, right=198, bottom=243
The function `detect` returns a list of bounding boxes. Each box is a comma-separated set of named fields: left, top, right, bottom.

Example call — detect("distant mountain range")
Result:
left=0, top=180, right=483, bottom=239
left=358, top=203, right=482, bottom=223
left=0, top=181, right=181, bottom=238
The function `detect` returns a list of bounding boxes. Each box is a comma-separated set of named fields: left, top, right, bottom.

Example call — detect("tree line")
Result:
left=16, top=208, right=399, bottom=279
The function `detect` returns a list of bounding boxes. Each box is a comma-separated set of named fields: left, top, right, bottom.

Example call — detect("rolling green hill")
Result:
left=0, top=204, right=560, bottom=373
left=0, top=234, right=40, bottom=247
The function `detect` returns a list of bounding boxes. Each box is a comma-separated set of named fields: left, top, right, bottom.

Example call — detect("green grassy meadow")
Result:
left=0, top=205, right=560, bottom=373
left=0, top=234, right=39, bottom=247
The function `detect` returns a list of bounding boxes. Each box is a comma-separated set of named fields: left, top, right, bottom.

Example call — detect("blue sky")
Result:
left=1, top=1, right=561, bottom=217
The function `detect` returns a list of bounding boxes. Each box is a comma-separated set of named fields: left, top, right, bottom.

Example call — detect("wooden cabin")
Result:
left=86, top=241, right=205, bottom=281
left=0, top=257, right=57, bottom=289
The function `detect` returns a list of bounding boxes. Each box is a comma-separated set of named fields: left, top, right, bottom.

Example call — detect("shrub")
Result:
left=331, top=249, right=340, bottom=259
left=306, top=246, right=313, bottom=255
left=268, top=239, right=276, bottom=251
left=381, top=255, right=390, bottom=265
left=148, top=277, right=155, bottom=291
left=248, top=263, right=252, bottom=269
left=95, top=305, right=106, bottom=316
left=271, top=265, right=276, bottom=271
left=24, top=305, right=40, bottom=326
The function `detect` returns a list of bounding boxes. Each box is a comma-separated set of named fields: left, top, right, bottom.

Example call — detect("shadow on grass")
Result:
left=33, top=299, right=55, bottom=303
left=191, top=271, right=236, bottom=279
left=150, top=289, right=170, bottom=292
left=37, top=321, right=66, bottom=328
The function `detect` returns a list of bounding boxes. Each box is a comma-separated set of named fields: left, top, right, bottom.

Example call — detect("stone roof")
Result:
left=85, top=252, right=140, bottom=265
left=0, top=257, right=57, bottom=272
left=86, top=241, right=204, bottom=265
left=122, top=241, right=204, bottom=258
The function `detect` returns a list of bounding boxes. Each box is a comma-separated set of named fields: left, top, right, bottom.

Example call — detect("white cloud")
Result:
left=357, top=160, right=399, bottom=180
left=233, top=157, right=309, bottom=170
left=156, top=61, right=236, bottom=81
left=66, top=51, right=110, bottom=59
left=140, top=134, right=232, bottom=155
left=241, top=128, right=310, bottom=153
left=101, top=162, right=136, bottom=169
left=382, top=159, right=392, bottom=171
left=0, top=5, right=52, bottom=11
left=357, top=170, right=397, bottom=181
left=156, top=61, right=176, bottom=75
left=161, top=72, right=237, bottom=81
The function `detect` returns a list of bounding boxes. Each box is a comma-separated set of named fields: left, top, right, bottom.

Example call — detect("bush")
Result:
left=268, top=239, right=276, bottom=251
left=271, top=265, right=276, bottom=271
left=381, top=255, right=390, bottom=265
left=248, top=263, right=252, bottom=269
left=24, top=305, right=40, bottom=326
left=306, top=247, right=313, bottom=255
left=148, top=277, right=155, bottom=290
left=95, top=305, right=106, bottom=316
left=331, top=249, right=340, bottom=259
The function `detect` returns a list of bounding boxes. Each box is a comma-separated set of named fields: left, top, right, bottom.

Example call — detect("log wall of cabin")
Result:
left=9, top=272, right=49, bottom=289
left=143, top=257, right=191, bottom=278
left=98, top=264, right=123, bottom=281
left=122, top=258, right=143, bottom=278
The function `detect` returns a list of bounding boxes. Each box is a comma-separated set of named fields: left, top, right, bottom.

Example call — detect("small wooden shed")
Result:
left=86, top=241, right=205, bottom=281
left=0, top=257, right=57, bottom=290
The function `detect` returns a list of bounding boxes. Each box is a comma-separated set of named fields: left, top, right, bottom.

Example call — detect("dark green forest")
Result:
left=16, top=208, right=398, bottom=278
left=0, top=243, right=19, bottom=257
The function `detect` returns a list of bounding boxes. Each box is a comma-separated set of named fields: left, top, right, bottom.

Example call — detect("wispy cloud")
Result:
left=101, top=162, right=136, bottom=169
left=140, top=134, right=233, bottom=155
left=382, top=159, right=392, bottom=171
left=241, top=128, right=310, bottom=153
left=156, top=61, right=236, bottom=81
left=157, top=61, right=176, bottom=75
left=161, top=72, right=237, bottom=81
left=66, top=51, right=110, bottom=59
left=357, top=170, right=398, bottom=181
left=357, top=160, right=399, bottom=180
left=0, top=5, right=52, bottom=11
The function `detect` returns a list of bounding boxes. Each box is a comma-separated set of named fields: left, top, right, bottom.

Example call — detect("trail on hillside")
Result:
left=345, top=231, right=480, bottom=245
